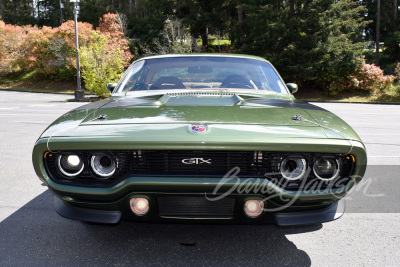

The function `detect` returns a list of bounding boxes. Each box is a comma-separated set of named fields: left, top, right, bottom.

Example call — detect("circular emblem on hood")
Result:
left=189, top=125, right=207, bottom=133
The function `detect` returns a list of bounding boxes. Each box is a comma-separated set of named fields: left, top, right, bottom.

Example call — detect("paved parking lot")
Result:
left=0, top=90, right=399, bottom=266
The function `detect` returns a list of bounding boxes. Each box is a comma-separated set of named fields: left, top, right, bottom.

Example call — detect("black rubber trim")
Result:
left=274, top=198, right=345, bottom=226
left=54, top=197, right=122, bottom=224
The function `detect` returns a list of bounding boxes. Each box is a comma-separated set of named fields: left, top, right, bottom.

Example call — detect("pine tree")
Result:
left=237, top=0, right=368, bottom=88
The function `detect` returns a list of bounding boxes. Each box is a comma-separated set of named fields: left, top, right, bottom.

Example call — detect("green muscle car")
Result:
left=32, top=54, right=367, bottom=225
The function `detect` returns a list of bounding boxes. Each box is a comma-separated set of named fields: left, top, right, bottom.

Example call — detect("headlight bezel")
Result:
left=90, top=153, right=117, bottom=179
left=312, top=156, right=342, bottom=181
left=279, top=156, right=307, bottom=181
left=56, top=154, right=85, bottom=178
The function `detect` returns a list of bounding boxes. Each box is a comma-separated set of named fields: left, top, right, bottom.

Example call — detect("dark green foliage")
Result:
left=127, top=16, right=165, bottom=54
left=363, top=0, right=397, bottom=43
left=78, top=0, right=114, bottom=27
left=2, top=0, right=36, bottom=25
left=237, top=0, right=368, bottom=87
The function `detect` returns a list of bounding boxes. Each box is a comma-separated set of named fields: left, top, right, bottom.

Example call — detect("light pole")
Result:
left=70, top=0, right=84, bottom=101
left=375, top=0, right=380, bottom=66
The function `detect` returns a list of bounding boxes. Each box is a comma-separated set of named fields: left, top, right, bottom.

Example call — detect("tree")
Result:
left=236, top=0, right=368, bottom=88
left=37, top=0, right=74, bottom=27
left=146, top=18, right=197, bottom=55
left=1, top=0, right=36, bottom=25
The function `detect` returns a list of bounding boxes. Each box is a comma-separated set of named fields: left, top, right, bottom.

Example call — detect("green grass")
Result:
left=20, top=71, right=37, bottom=81
left=197, top=39, right=231, bottom=46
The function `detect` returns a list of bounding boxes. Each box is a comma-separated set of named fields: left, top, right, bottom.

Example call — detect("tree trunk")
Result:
left=238, top=4, right=244, bottom=42
left=290, top=0, right=295, bottom=13
left=59, top=0, right=63, bottom=25
left=37, top=0, right=40, bottom=22
left=202, top=27, right=209, bottom=50
left=376, top=0, right=380, bottom=66
left=395, top=0, right=398, bottom=27
left=0, top=0, right=4, bottom=21
left=135, top=0, right=138, bottom=17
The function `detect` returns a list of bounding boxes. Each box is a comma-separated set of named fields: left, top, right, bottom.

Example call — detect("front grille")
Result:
left=131, top=151, right=265, bottom=176
left=45, top=150, right=355, bottom=190
left=158, top=196, right=235, bottom=217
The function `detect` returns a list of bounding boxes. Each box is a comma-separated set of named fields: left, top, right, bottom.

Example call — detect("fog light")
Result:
left=130, top=198, right=149, bottom=216
left=244, top=200, right=264, bottom=218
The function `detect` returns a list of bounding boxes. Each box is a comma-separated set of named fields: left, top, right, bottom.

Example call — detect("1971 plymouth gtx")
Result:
left=32, top=54, right=367, bottom=225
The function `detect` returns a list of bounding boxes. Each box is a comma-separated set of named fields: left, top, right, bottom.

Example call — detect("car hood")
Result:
left=40, top=92, right=362, bottom=142
left=81, top=94, right=316, bottom=126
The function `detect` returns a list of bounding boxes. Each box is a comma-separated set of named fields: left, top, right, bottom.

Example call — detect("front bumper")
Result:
left=54, top=196, right=346, bottom=226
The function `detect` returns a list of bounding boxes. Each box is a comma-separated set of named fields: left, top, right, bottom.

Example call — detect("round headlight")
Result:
left=280, top=157, right=307, bottom=180
left=90, top=153, right=116, bottom=178
left=313, top=157, right=341, bottom=181
left=57, top=154, right=84, bottom=177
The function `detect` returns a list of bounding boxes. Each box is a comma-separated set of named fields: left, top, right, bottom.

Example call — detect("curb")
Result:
left=67, top=96, right=101, bottom=102
left=0, top=88, right=74, bottom=95
left=0, top=88, right=99, bottom=102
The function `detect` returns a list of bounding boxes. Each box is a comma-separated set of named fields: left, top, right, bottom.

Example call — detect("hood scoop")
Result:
left=161, top=93, right=241, bottom=106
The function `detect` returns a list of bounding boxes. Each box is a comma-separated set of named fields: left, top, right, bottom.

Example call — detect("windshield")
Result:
left=115, top=56, right=289, bottom=94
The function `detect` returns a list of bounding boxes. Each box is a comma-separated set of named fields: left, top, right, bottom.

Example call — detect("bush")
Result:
left=98, top=13, right=133, bottom=65
left=0, top=21, right=29, bottom=74
left=16, top=26, right=60, bottom=76
left=79, top=31, right=128, bottom=98
left=0, top=14, right=134, bottom=93
left=327, top=59, right=395, bottom=95
left=79, top=14, right=133, bottom=97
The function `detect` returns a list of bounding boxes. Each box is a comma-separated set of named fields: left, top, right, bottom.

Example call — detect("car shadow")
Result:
left=0, top=190, right=321, bottom=266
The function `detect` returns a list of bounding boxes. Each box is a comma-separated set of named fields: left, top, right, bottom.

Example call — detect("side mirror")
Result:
left=106, top=83, right=118, bottom=93
left=286, top=83, right=298, bottom=94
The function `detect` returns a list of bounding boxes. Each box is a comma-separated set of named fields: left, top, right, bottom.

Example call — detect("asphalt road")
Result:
left=0, top=90, right=399, bottom=266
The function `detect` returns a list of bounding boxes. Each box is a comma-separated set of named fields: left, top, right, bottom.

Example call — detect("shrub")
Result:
left=1, top=14, right=134, bottom=89
left=79, top=31, right=128, bottom=98
left=78, top=14, right=134, bottom=97
left=16, top=26, right=60, bottom=76
left=327, top=59, right=395, bottom=95
left=55, top=20, right=99, bottom=70
left=0, top=21, right=29, bottom=74
left=97, top=13, right=133, bottom=65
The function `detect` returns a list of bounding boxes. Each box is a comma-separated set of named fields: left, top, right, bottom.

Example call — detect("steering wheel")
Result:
left=219, top=75, right=254, bottom=89
left=149, top=76, right=185, bottom=90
